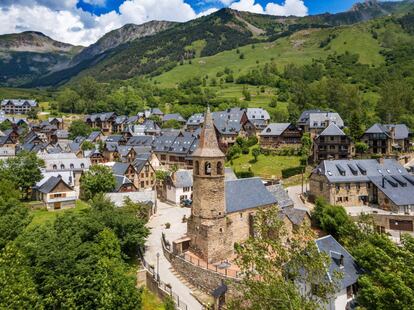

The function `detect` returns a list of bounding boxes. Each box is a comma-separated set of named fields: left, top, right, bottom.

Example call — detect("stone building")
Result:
left=309, top=159, right=414, bottom=214
left=361, top=123, right=412, bottom=155
left=297, top=110, right=344, bottom=138
left=186, top=108, right=278, bottom=263
left=1, top=99, right=38, bottom=114
left=313, top=123, right=354, bottom=163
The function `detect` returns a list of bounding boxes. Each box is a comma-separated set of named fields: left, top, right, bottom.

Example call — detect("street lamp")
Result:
left=156, top=252, right=160, bottom=282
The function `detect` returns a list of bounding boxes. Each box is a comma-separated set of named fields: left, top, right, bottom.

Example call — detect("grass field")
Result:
left=142, top=289, right=165, bottom=310
left=228, top=149, right=301, bottom=180
left=155, top=24, right=384, bottom=88
left=28, top=200, right=90, bottom=228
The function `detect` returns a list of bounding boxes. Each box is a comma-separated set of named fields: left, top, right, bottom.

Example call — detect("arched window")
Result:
left=195, top=161, right=199, bottom=175
left=60, top=164, right=65, bottom=170
left=52, top=164, right=57, bottom=170
left=205, top=162, right=212, bottom=176
left=217, top=161, right=223, bottom=175
left=70, top=164, right=74, bottom=169
left=80, top=163, right=85, bottom=169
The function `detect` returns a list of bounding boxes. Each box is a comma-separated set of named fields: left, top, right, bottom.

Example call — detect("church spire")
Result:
left=192, top=107, right=225, bottom=158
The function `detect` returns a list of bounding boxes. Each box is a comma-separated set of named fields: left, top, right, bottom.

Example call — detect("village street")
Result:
left=286, top=183, right=312, bottom=212
left=144, top=201, right=203, bottom=310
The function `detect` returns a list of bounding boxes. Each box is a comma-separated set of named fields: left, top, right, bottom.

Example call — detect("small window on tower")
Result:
left=195, top=161, right=200, bottom=175
left=205, top=162, right=212, bottom=175
left=217, top=161, right=223, bottom=175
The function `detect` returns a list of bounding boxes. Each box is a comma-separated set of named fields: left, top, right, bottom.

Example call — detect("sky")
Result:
left=0, top=0, right=388, bottom=46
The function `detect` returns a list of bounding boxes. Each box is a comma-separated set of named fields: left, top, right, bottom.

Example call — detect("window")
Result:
left=70, top=164, right=74, bottom=169
left=60, top=164, right=65, bottom=170
left=346, top=184, right=351, bottom=191
left=217, top=161, right=223, bottom=175
left=195, top=161, right=200, bottom=175
left=80, top=163, right=85, bottom=169
left=319, top=182, right=323, bottom=191
left=205, top=162, right=212, bottom=175
left=140, top=181, right=145, bottom=188
left=53, top=164, right=57, bottom=170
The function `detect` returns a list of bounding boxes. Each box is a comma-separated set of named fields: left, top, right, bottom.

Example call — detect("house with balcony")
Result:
left=259, top=123, right=302, bottom=150
left=361, top=123, right=412, bottom=155
left=313, top=123, right=354, bottom=163
left=297, top=110, right=344, bottom=138
left=85, top=112, right=117, bottom=135
left=33, top=176, right=77, bottom=211
left=1, top=99, right=38, bottom=115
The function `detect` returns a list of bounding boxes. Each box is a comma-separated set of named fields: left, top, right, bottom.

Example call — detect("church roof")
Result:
left=192, top=108, right=225, bottom=158
left=225, top=177, right=277, bottom=213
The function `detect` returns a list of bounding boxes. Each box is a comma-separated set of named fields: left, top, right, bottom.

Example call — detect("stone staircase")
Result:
left=170, top=267, right=214, bottom=306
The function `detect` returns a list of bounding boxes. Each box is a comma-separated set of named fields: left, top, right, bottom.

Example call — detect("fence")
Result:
left=138, top=247, right=189, bottom=310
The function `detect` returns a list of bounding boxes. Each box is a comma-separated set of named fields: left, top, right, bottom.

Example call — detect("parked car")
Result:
left=181, top=199, right=192, bottom=207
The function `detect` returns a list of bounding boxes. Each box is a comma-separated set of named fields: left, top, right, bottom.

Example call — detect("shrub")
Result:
left=281, top=166, right=305, bottom=179
left=236, top=171, right=254, bottom=179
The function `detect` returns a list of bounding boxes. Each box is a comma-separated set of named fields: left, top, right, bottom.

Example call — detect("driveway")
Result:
left=286, top=184, right=311, bottom=211
left=144, top=201, right=203, bottom=310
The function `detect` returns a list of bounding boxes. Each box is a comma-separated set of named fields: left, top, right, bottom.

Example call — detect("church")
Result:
left=186, top=108, right=279, bottom=263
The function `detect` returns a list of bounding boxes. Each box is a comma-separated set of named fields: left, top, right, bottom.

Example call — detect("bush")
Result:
left=236, top=171, right=254, bottom=179
left=281, top=166, right=305, bottom=179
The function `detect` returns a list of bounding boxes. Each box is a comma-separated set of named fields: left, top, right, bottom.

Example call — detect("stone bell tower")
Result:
left=187, top=108, right=233, bottom=263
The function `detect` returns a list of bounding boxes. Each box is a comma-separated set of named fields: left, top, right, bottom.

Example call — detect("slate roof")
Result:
left=364, top=123, right=411, bottom=140
left=37, top=176, right=72, bottom=194
left=133, top=159, right=148, bottom=173
left=85, top=112, right=116, bottom=122
left=114, top=175, right=135, bottom=192
left=112, top=162, right=131, bottom=176
left=1, top=99, right=37, bottom=107
left=318, top=123, right=346, bottom=136
left=127, top=135, right=153, bottom=147
left=260, top=123, right=291, bottom=136
left=282, top=207, right=309, bottom=226
left=150, top=108, right=164, bottom=116
left=266, top=184, right=294, bottom=208
left=187, top=113, right=204, bottom=126
left=246, top=108, right=270, bottom=121
left=369, top=175, right=414, bottom=206
left=56, top=130, right=69, bottom=139
left=153, top=132, right=198, bottom=156
left=44, top=158, right=91, bottom=171
left=212, top=108, right=246, bottom=135
left=37, top=171, right=76, bottom=188
left=172, top=170, right=193, bottom=188
left=86, top=131, right=101, bottom=142
left=163, top=113, right=186, bottom=123
left=297, top=110, right=344, bottom=129
left=225, top=177, right=277, bottom=213
left=313, top=159, right=409, bottom=183
left=105, top=135, right=125, bottom=143
left=315, top=235, right=363, bottom=290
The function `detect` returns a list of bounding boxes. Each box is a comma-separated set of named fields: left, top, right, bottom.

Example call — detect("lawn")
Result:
left=142, top=289, right=165, bottom=310
left=28, top=200, right=90, bottom=228
left=228, top=150, right=301, bottom=180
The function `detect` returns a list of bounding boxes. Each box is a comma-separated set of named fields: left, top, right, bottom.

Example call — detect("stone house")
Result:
left=186, top=113, right=204, bottom=132
left=48, top=117, right=64, bottom=130
left=133, top=158, right=156, bottom=191
left=85, top=112, right=117, bottom=135
left=313, top=123, right=354, bottom=163
left=153, top=131, right=198, bottom=170
left=113, top=175, right=137, bottom=192
left=165, top=169, right=193, bottom=205
left=361, top=123, right=412, bottom=155
left=297, top=235, right=363, bottom=310
left=0, top=129, right=19, bottom=147
left=259, top=123, right=302, bottom=149
left=297, top=110, right=344, bottom=138
left=1, top=99, right=37, bottom=114
left=309, top=159, right=414, bottom=214
left=33, top=176, right=77, bottom=211
left=162, top=113, right=186, bottom=126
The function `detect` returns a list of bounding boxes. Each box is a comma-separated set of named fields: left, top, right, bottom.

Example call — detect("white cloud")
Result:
left=230, top=0, right=308, bottom=17
left=83, top=0, right=106, bottom=7
left=0, top=1, right=218, bottom=46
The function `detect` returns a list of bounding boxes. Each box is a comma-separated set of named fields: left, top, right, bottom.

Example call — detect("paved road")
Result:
left=286, top=184, right=311, bottom=211
left=144, top=201, right=203, bottom=310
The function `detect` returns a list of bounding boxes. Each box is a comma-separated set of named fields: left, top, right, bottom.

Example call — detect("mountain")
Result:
left=0, top=22, right=175, bottom=87
left=71, top=21, right=176, bottom=66
left=2, top=0, right=414, bottom=88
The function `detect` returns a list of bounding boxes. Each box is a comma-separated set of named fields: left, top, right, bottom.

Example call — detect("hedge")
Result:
left=281, top=166, right=305, bottom=179
left=235, top=170, right=255, bottom=179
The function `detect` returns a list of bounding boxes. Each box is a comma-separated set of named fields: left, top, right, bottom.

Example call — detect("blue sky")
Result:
left=76, top=0, right=365, bottom=16
left=0, top=0, right=390, bottom=45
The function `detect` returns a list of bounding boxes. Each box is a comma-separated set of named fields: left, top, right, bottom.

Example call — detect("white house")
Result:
left=165, top=169, right=193, bottom=205
left=33, top=176, right=77, bottom=211
left=297, top=235, right=363, bottom=310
